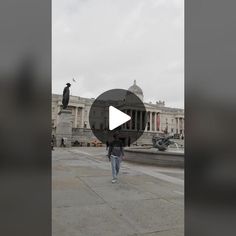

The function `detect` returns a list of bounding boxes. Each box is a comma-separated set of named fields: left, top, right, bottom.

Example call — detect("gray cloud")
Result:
left=52, top=0, right=184, bottom=108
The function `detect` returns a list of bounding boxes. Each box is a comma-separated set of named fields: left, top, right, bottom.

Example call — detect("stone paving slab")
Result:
left=73, top=166, right=111, bottom=177
left=80, top=176, right=118, bottom=188
left=52, top=148, right=184, bottom=236
left=123, top=179, right=183, bottom=202
left=53, top=204, right=137, bottom=236
left=53, top=187, right=105, bottom=208
left=129, top=227, right=184, bottom=236
left=109, top=199, right=183, bottom=234
left=91, top=182, right=157, bottom=203
left=159, top=172, right=185, bottom=180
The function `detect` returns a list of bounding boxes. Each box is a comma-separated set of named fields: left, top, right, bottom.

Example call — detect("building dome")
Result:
left=128, top=80, right=143, bottom=101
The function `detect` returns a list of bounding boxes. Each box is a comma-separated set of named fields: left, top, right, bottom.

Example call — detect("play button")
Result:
left=109, top=106, right=131, bottom=130
left=89, top=89, right=147, bottom=146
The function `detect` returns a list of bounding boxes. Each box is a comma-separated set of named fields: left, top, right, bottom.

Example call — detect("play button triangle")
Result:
left=109, top=106, right=131, bottom=131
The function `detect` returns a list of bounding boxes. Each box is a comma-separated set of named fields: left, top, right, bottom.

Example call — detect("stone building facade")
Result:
left=52, top=81, right=184, bottom=144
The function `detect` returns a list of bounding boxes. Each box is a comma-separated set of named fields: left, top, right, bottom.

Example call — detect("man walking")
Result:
left=108, top=132, right=124, bottom=183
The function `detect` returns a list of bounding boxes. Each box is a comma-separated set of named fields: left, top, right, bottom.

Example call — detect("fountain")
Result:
left=124, top=134, right=184, bottom=168
left=174, top=142, right=179, bottom=150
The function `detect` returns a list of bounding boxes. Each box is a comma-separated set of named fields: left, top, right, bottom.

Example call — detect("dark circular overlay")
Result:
left=89, top=89, right=147, bottom=146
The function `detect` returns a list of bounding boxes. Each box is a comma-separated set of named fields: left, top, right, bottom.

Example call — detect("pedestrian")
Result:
left=60, top=138, right=65, bottom=147
left=51, top=136, right=54, bottom=150
left=128, top=136, right=131, bottom=147
left=108, top=132, right=124, bottom=183
left=106, top=140, right=109, bottom=150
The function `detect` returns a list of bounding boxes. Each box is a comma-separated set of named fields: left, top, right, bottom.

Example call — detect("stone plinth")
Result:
left=56, top=109, right=72, bottom=147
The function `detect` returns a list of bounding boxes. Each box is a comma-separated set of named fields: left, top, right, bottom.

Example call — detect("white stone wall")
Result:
left=52, top=94, right=184, bottom=135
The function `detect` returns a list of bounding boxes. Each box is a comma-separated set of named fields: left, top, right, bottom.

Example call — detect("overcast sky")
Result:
left=52, top=0, right=184, bottom=108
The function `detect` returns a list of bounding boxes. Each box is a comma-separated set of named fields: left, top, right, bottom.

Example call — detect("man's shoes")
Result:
left=112, top=179, right=117, bottom=183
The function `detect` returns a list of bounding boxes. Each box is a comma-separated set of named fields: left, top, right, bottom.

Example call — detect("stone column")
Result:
left=123, top=110, right=126, bottom=130
left=125, top=109, right=128, bottom=129
left=180, top=118, right=182, bottom=133
left=130, top=110, right=133, bottom=130
left=145, top=111, right=148, bottom=131
left=178, top=118, right=180, bottom=134
left=140, top=111, right=143, bottom=130
left=150, top=112, right=152, bottom=131
left=175, top=118, right=177, bottom=133
left=157, top=113, right=160, bottom=131
left=179, top=117, right=182, bottom=133
left=81, top=108, right=85, bottom=128
left=176, top=118, right=179, bottom=133
left=122, top=110, right=126, bottom=129
left=74, top=107, right=78, bottom=128
left=154, top=113, right=157, bottom=131
left=135, top=110, right=138, bottom=130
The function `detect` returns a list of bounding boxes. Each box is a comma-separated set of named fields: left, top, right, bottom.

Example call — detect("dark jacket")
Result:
left=108, top=140, right=124, bottom=158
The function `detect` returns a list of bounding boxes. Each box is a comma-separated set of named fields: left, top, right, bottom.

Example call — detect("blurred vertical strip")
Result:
left=186, top=0, right=236, bottom=235
left=0, top=1, right=51, bottom=236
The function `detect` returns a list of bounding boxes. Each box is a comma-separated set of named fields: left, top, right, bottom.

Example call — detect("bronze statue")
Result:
left=152, top=135, right=174, bottom=151
left=62, top=83, right=71, bottom=109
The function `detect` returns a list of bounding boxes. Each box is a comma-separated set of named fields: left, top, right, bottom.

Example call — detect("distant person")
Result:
left=51, top=135, right=55, bottom=151
left=128, top=136, right=131, bottom=147
left=52, top=135, right=56, bottom=146
left=60, top=138, right=66, bottom=147
left=106, top=141, right=109, bottom=150
left=51, top=137, right=54, bottom=150
left=108, top=132, right=124, bottom=183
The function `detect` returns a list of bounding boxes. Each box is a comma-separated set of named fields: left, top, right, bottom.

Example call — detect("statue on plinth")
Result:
left=62, top=83, right=71, bottom=109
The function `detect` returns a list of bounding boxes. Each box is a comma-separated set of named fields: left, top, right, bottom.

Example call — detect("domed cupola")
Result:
left=128, top=80, right=144, bottom=101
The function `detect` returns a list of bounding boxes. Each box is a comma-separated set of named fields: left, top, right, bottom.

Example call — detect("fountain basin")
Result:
left=124, top=147, right=184, bottom=168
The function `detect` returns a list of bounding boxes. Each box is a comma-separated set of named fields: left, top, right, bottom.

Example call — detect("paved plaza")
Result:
left=52, top=147, right=184, bottom=236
